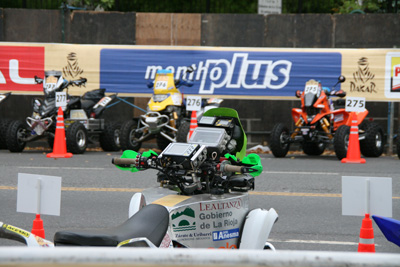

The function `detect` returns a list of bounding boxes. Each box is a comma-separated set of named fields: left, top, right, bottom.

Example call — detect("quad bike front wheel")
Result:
left=359, top=121, right=384, bottom=157
left=66, top=122, right=88, bottom=154
left=176, top=119, right=190, bottom=143
left=270, top=123, right=290, bottom=158
left=100, top=122, right=121, bottom=152
left=0, top=119, right=12, bottom=149
left=333, top=125, right=350, bottom=160
left=6, top=120, right=27, bottom=152
left=302, top=142, right=326, bottom=156
left=120, top=119, right=142, bottom=151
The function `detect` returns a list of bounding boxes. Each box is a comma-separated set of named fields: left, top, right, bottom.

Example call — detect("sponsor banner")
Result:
left=0, top=46, right=44, bottom=92
left=0, top=42, right=399, bottom=101
left=100, top=48, right=342, bottom=97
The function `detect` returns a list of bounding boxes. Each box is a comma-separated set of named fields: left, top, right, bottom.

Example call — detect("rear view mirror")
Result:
left=338, top=75, right=346, bottom=83
left=295, top=90, right=302, bottom=98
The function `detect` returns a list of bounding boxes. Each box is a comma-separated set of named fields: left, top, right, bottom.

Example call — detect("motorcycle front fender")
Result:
left=291, top=108, right=306, bottom=123
left=239, top=208, right=278, bottom=250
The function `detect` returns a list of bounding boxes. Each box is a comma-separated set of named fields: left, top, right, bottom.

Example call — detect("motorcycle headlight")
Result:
left=152, top=94, right=169, bottom=102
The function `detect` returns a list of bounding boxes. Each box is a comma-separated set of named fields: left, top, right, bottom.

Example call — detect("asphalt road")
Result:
left=0, top=148, right=399, bottom=253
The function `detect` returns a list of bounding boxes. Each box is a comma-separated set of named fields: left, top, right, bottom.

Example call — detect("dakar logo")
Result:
left=171, top=207, right=196, bottom=232
left=63, top=52, right=84, bottom=79
left=350, top=57, right=377, bottom=94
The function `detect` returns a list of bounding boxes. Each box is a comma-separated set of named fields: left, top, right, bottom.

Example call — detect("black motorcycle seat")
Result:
left=80, top=99, right=96, bottom=111
left=53, top=204, right=169, bottom=247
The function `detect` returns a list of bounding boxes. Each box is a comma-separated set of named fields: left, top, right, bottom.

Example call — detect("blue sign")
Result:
left=212, top=228, right=240, bottom=241
left=100, top=48, right=342, bottom=97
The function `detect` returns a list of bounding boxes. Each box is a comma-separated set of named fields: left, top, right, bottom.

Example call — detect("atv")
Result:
left=269, top=76, right=384, bottom=160
left=120, top=67, right=222, bottom=151
left=6, top=70, right=120, bottom=154
left=0, top=92, right=12, bottom=149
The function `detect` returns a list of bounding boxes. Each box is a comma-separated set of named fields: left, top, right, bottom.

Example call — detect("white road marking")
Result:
left=269, top=239, right=361, bottom=246
left=263, top=171, right=339, bottom=175
left=18, top=166, right=105, bottom=170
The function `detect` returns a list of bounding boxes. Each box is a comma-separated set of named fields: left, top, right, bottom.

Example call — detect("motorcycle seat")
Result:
left=53, top=204, right=169, bottom=247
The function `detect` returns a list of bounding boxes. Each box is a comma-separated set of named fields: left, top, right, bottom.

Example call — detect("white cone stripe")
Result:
left=359, top=237, right=374, bottom=244
left=56, top=126, right=64, bottom=129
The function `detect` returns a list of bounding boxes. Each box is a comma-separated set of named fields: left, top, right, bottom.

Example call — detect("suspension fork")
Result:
left=291, top=118, right=303, bottom=138
left=320, top=117, right=333, bottom=139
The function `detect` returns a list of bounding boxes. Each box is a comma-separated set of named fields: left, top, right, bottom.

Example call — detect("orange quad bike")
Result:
left=270, top=76, right=385, bottom=160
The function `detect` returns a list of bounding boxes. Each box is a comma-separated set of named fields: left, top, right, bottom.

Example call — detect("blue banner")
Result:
left=100, top=48, right=342, bottom=97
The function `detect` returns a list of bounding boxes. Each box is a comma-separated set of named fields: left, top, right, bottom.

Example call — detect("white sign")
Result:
left=258, top=0, right=282, bottom=15
left=342, top=176, right=392, bottom=217
left=186, top=96, right=202, bottom=111
left=345, top=97, right=366, bottom=112
left=55, top=91, right=67, bottom=108
left=17, top=173, right=62, bottom=216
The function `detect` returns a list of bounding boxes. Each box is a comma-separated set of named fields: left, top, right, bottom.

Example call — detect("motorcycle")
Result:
left=120, top=67, right=223, bottom=151
left=0, top=107, right=278, bottom=250
left=6, top=70, right=120, bottom=154
left=270, top=76, right=384, bottom=160
left=0, top=92, right=12, bottom=149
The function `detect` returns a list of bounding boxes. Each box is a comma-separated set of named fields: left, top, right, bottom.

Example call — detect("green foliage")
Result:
left=336, top=0, right=381, bottom=13
left=69, top=0, right=115, bottom=10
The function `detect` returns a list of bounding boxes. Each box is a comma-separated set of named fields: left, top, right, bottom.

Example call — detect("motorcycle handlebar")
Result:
left=222, top=164, right=243, bottom=173
left=112, top=157, right=137, bottom=165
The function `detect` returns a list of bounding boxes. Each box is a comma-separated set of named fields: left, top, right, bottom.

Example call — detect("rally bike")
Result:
left=0, top=107, right=278, bottom=250
left=270, top=76, right=384, bottom=160
left=120, top=67, right=222, bottom=151
left=0, top=92, right=12, bottom=149
left=6, top=70, right=121, bottom=154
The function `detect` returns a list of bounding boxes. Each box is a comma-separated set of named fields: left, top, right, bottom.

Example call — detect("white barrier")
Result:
left=0, top=247, right=399, bottom=267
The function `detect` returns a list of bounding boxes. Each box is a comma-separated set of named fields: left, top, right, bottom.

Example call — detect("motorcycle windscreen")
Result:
left=202, top=107, right=247, bottom=160
left=304, top=92, right=317, bottom=107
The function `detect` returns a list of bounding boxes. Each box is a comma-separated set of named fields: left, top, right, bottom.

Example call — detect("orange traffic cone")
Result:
left=358, top=213, right=375, bottom=252
left=31, top=214, right=45, bottom=239
left=47, top=107, right=73, bottom=158
left=188, top=111, right=198, bottom=139
left=341, top=112, right=365, bottom=164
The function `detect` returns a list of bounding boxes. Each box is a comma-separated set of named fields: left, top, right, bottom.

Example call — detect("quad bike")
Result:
left=0, top=92, right=12, bottom=149
left=270, top=76, right=384, bottom=160
left=6, top=70, right=121, bottom=154
left=120, top=68, right=222, bottom=151
left=0, top=108, right=278, bottom=250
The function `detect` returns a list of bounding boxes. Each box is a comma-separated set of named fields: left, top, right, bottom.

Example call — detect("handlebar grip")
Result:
left=223, top=164, right=243, bottom=173
left=112, top=158, right=137, bottom=165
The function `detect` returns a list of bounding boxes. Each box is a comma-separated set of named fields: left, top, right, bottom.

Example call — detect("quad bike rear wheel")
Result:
left=302, top=142, right=326, bottom=156
left=120, top=119, right=142, bottom=151
left=100, top=122, right=121, bottom=152
left=66, top=122, right=88, bottom=154
left=359, top=121, right=384, bottom=157
left=333, top=125, right=350, bottom=160
left=270, top=123, right=290, bottom=158
left=6, top=120, right=27, bottom=152
left=397, top=128, right=400, bottom=159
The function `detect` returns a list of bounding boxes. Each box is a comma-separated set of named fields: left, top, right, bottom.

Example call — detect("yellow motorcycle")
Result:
left=120, top=68, right=192, bottom=151
left=120, top=68, right=222, bottom=151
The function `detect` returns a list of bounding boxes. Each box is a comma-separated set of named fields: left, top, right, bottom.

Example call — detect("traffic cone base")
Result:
left=358, top=213, right=375, bottom=253
left=31, top=214, right=45, bottom=239
left=341, top=112, right=365, bottom=164
left=47, top=107, right=73, bottom=158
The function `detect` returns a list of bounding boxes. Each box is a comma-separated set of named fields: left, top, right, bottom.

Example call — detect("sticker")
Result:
left=4, top=224, right=30, bottom=238
left=212, top=228, right=240, bottom=241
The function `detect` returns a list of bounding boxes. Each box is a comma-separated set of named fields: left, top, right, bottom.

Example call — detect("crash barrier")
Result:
left=1, top=247, right=400, bottom=267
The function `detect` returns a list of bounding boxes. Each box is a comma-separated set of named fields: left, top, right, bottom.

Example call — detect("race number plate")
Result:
left=93, top=96, right=112, bottom=109
left=186, top=95, right=202, bottom=111
left=55, top=92, right=67, bottom=108
left=345, top=97, right=366, bottom=112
